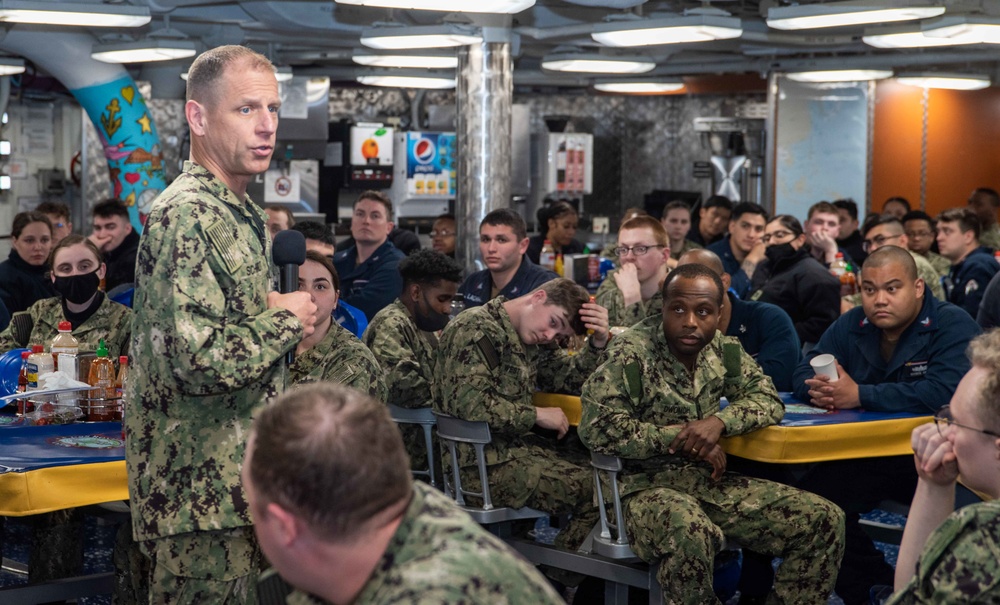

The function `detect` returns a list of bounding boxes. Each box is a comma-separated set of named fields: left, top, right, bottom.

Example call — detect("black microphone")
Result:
left=272, top=229, right=307, bottom=365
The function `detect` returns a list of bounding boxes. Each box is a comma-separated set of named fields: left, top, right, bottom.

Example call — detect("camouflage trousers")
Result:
left=623, top=468, right=845, bottom=605
left=459, top=443, right=598, bottom=551
left=29, top=508, right=84, bottom=585
left=140, top=527, right=260, bottom=605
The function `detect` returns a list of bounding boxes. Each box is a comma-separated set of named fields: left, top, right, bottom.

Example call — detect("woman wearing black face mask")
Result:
left=289, top=251, right=387, bottom=400
left=749, top=214, right=840, bottom=350
left=0, top=234, right=132, bottom=357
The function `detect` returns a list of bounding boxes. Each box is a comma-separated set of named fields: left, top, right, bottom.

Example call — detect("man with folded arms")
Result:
left=581, top=264, right=844, bottom=605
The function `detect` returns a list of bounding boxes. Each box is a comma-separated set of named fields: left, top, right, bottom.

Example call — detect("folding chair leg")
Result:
left=605, top=581, right=629, bottom=605
left=421, top=424, right=436, bottom=487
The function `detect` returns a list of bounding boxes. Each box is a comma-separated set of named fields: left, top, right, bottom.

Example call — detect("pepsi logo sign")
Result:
left=413, top=137, right=436, bottom=165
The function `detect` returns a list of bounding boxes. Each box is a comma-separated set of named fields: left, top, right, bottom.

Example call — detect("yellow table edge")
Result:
left=533, top=392, right=932, bottom=464
left=0, top=460, right=128, bottom=517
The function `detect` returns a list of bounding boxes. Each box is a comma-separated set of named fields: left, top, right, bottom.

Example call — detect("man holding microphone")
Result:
left=126, top=45, right=316, bottom=604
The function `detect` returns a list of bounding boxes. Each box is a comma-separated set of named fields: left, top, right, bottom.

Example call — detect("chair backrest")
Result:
left=387, top=403, right=437, bottom=487
left=591, top=451, right=638, bottom=559
left=433, top=413, right=547, bottom=525
left=107, top=283, right=134, bottom=308
left=433, top=414, right=493, bottom=507
left=334, top=300, right=368, bottom=338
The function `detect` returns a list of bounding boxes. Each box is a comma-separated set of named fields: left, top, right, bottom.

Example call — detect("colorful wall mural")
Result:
left=73, top=75, right=165, bottom=232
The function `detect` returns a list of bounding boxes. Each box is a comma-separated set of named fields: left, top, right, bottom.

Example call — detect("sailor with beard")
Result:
left=580, top=263, right=845, bottom=604
left=364, top=249, right=464, bottom=471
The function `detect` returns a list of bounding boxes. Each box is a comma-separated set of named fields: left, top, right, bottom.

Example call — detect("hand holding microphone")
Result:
left=270, top=230, right=315, bottom=364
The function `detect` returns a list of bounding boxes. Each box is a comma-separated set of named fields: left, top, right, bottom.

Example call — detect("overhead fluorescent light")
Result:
left=542, top=53, right=655, bottom=74
left=922, top=15, right=1000, bottom=44
left=0, top=140, right=10, bottom=155
left=592, top=15, right=743, bottom=47
left=896, top=73, right=991, bottom=90
left=863, top=24, right=967, bottom=48
left=0, top=0, right=151, bottom=27
left=275, top=66, right=294, bottom=82
left=357, top=74, right=456, bottom=89
left=0, top=57, right=25, bottom=76
left=361, top=25, right=483, bottom=50
left=594, top=80, right=685, bottom=93
left=336, top=0, right=533, bottom=13
left=92, top=39, right=197, bottom=64
left=353, top=52, right=458, bottom=69
left=767, top=1, right=944, bottom=31
left=787, top=69, right=893, bottom=83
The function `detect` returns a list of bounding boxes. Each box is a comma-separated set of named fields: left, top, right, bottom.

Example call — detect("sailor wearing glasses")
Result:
left=889, top=329, right=1000, bottom=604
left=595, top=215, right=672, bottom=328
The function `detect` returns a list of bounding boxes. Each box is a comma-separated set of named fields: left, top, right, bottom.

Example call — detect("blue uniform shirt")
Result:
left=944, top=246, right=999, bottom=319
left=726, top=293, right=801, bottom=391
left=334, top=240, right=405, bottom=321
left=793, top=294, right=982, bottom=413
left=459, top=255, right=558, bottom=308
left=707, top=235, right=753, bottom=298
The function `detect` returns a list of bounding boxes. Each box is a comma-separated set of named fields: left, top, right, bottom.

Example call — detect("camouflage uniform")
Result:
left=670, top=238, right=702, bottom=260
left=363, top=299, right=437, bottom=469
left=289, top=320, right=387, bottom=402
left=579, top=317, right=845, bottom=605
left=433, top=297, right=600, bottom=551
left=980, top=224, right=1000, bottom=251
left=595, top=268, right=664, bottom=327
left=282, top=483, right=563, bottom=605
left=0, top=294, right=132, bottom=358
left=920, top=251, right=951, bottom=279
left=887, top=501, right=1000, bottom=604
left=844, top=249, right=945, bottom=307
left=127, top=161, right=303, bottom=603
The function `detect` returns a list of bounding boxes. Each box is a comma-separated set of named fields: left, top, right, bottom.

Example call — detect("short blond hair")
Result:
left=186, top=45, right=274, bottom=103
left=969, top=329, right=1000, bottom=431
left=620, top=215, right=668, bottom=247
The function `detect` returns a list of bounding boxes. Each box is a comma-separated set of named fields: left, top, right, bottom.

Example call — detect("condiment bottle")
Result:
left=50, top=321, right=79, bottom=372
left=540, top=239, right=556, bottom=271
left=27, top=344, right=53, bottom=390
left=87, top=339, right=116, bottom=421
left=116, top=356, right=129, bottom=422
left=16, top=351, right=31, bottom=416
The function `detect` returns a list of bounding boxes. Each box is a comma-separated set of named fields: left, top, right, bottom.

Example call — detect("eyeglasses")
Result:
left=429, top=230, right=454, bottom=238
left=761, top=230, right=794, bottom=244
left=614, top=244, right=664, bottom=257
left=905, top=230, right=933, bottom=239
left=933, top=405, right=1000, bottom=438
left=862, top=233, right=903, bottom=252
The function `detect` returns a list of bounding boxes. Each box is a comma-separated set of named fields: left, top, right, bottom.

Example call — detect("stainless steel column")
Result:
left=456, top=36, right=512, bottom=274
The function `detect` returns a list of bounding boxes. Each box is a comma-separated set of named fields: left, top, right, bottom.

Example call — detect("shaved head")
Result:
left=678, top=248, right=725, bottom=276
left=863, top=246, right=918, bottom=281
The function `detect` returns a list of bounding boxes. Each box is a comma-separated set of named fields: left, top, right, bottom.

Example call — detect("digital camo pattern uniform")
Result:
left=289, top=320, right=387, bottom=402
left=579, top=318, right=845, bottom=605
left=434, top=297, right=600, bottom=551
left=595, top=268, right=665, bottom=328
left=0, top=294, right=132, bottom=357
left=671, top=238, right=702, bottom=260
left=887, top=501, right=1000, bottom=604
left=922, top=251, right=951, bottom=279
left=284, top=483, right=564, bottom=605
left=363, top=300, right=438, bottom=469
left=127, top=162, right=302, bottom=602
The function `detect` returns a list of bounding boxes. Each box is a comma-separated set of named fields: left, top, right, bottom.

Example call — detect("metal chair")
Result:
left=387, top=404, right=437, bottom=487
left=433, top=413, right=548, bottom=529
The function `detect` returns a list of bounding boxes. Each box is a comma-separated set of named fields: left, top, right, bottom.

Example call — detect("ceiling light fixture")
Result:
left=275, top=66, right=294, bottom=82
left=0, top=0, right=151, bottom=27
left=922, top=15, right=1000, bottom=44
left=862, top=24, right=967, bottom=48
left=592, top=15, right=743, bottom=47
left=91, top=39, right=197, bottom=64
left=0, top=57, right=25, bottom=76
left=353, top=52, right=458, bottom=69
left=593, top=79, right=685, bottom=93
left=896, top=72, right=991, bottom=90
left=767, top=1, right=944, bottom=31
left=361, top=24, right=483, bottom=50
left=336, top=0, right=533, bottom=13
left=787, top=69, right=894, bottom=83
left=356, top=73, right=456, bottom=89
left=542, top=53, right=655, bottom=74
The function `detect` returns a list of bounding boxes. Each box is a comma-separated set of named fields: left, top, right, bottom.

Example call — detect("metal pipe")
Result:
left=456, top=41, right=513, bottom=274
